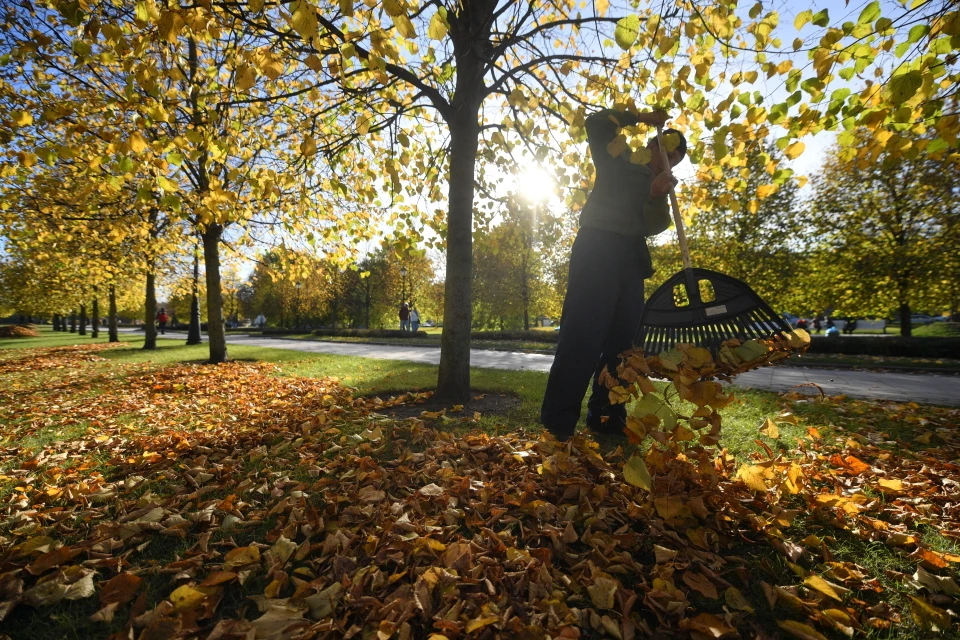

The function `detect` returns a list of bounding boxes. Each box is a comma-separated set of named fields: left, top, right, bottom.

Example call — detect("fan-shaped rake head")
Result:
left=635, top=267, right=792, bottom=356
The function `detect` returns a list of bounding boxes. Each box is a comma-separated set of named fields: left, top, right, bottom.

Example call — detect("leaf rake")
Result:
left=634, top=127, right=793, bottom=355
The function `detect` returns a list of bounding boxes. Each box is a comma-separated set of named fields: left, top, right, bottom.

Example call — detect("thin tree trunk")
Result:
left=899, top=301, right=911, bottom=337
left=79, top=304, right=87, bottom=336
left=70, top=311, right=77, bottom=333
left=187, top=245, right=202, bottom=345
left=202, top=223, right=228, bottom=363
left=143, top=266, right=158, bottom=349
left=108, top=285, right=119, bottom=342
left=436, top=112, right=480, bottom=403
left=91, top=296, right=100, bottom=338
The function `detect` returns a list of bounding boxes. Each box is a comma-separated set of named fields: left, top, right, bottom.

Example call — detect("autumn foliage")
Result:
left=0, top=343, right=956, bottom=638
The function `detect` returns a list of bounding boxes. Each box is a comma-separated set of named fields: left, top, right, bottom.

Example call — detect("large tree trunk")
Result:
left=202, top=223, right=228, bottom=363
left=899, top=301, right=911, bottom=337
left=143, top=266, right=158, bottom=350
left=436, top=113, right=480, bottom=403
left=52, top=313, right=61, bottom=331
left=70, top=311, right=77, bottom=333
left=187, top=246, right=203, bottom=345
left=79, top=304, right=87, bottom=336
left=108, top=285, right=119, bottom=343
left=91, top=296, right=100, bottom=338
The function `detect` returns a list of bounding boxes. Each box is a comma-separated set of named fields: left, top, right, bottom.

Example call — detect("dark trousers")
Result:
left=158, top=322, right=166, bottom=335
left=541, top=227, right=646, bottom=439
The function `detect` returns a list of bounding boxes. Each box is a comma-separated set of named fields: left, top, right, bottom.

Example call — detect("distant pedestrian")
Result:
left=254, top=313, right=266, bottom=329
left=812, top=317, right=822, bottom=334
left=826, top=325, right=840, bottom=337
left=825, top=317, right=835, bottom=330
left=795, top=317, right=808, bottom=331
left=410, top=307, right=420, bottom=333
left=156, top=308, right=169, bottom=335
left=399, top=302, right=410, bottom=331
left=845, top=317, right=857, bottom=334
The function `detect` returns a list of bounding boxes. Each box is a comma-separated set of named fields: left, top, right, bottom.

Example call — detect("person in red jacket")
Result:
left=398, top=302, right=410, bottom=331
left=156, top=308, right=169, bottom=335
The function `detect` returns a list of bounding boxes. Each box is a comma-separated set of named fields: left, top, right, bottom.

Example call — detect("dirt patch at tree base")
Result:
left=366, top=390, right=522, bottom=421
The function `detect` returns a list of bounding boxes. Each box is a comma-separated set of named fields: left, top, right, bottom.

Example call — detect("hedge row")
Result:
left=806, top=336, right=960, bottom=358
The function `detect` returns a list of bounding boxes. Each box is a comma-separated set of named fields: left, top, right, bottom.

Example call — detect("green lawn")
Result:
left=2, top=329, right=957, bottom=639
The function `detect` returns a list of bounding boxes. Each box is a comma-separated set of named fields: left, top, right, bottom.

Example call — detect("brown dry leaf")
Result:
left=99, top=572, right=142, bottom=605
left=821, top=608, right=856, bottom=638
left=682, top=571, right=718, bottom=599
left=680, top=612, right=737, bottom=638
left=723, top=586, right=754, bottom=613
left=587, top=575, right=618, bottom=609
left=653, top=496, right=686, bottom=520
left=224, top=546, right=261, bottom=569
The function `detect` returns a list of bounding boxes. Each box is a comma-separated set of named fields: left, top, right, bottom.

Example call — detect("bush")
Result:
left=808, top=335, right=960, bottom=358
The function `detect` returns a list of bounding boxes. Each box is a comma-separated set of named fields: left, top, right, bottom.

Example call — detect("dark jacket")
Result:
left=579, top=109, right=671, bottom=239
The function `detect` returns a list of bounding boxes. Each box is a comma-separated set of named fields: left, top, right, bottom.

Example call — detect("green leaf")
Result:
left=623, top=456, right=653, bottom=491
left=812, top=9, right=829, bottom=27
left=793, top=10, right=813, bottom=30
left=894, top=41, right=912, bottom=58
left=907, top=24, right=929, bottom=44
left=167, top=153, right=183, bottom=166
left=749, top=2, right=762, bottom=19
left=839, top=67, right=855, bottom=80
left=857, top=1, right=880, bottom=25
left=614, top=15, right=641, bottom=50
left=830, top=88, right=851, bottom=102
left=427, top=12, right=448, bottom=40
left=875, top=17, right=892, bottom=32
left=886, top=70, right=923, bottom=103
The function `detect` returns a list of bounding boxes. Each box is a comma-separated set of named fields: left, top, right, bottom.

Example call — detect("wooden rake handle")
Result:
left=655, top=126, right=692, bottom=270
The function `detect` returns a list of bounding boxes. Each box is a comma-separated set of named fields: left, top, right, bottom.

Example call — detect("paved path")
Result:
left=148, top=331, right=960, bottom=407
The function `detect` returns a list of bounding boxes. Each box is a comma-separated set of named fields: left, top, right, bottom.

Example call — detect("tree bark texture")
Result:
left=108, top=285, right=119, bottom=343
left=143, top=267, right=158, bottom=350
left=437, top=115, right=480, bottom=403
left=899, top=301, right=911, bottom=337
left=52, top=314, right=61, bottom=331
left=79, top=303, right=87, bottom=336
left=202, top=223, right=228, bottom=363
left=70, top=312, right=77, bottom=332
left=91, top=296, right=100, bottom=338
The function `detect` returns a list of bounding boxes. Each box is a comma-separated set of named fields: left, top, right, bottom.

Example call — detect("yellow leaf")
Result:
left=289, top=0, right=318, bottom=40
left=908, top=596, right=951, bottom=632
left=339, top=0, right=353, bottom=17
left=756, top=183, right=778, bottom=199
left=785, top=141, right=805, bottom=159
left=623, top=455, right=652, bottom=490
left=614, top=15, right=640, bottom=50
left=224, top=545, right=261, bottom=569
left=13, top=111, right=33, bottom=127
left=301, top=137, right=317, bottom=156
left=464, top=616, right=499, bottom=633
left=129, top=132, right=149, bottom=153
left=759, top=417, right=779, bottom=438
left=736, top=464, right=768, bottom=492
left=777, top=620, right=828, bottom=640
left=724, top=586, right=755, bottom=613
left=236, top=65, right=256, bottom=90
left=169, top=584, right=208, bottom=611
left=157, top=10, right=183, bottom=43
left=383, top=0, right=403, bottom=17
left=803, top=575, right=843, bottom=601
left=876, top=478, right=903, bottom=494
left=427, top=12, right=448, bottom=40
left=394, top=14, right=416, bottom=39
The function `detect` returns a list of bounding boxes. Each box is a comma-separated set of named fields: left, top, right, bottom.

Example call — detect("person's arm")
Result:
left=642, top=196, right=671, bottom=236
left=585, top=108, right=668, bottom=165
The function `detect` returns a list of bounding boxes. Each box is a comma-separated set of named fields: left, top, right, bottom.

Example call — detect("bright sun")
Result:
left=514, top=164, right=556, bottom=204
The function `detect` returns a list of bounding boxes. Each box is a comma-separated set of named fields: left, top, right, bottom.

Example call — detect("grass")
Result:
left=2, top=328, right=958, bottom=639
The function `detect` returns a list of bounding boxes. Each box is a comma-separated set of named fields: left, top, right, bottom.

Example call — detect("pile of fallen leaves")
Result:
left=0, top=343, right=957, bottom=639
left=0, top=325, right=39, bottom=338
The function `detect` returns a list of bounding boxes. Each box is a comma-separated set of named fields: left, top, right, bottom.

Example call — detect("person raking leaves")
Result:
left=541, top=107, right=685, bottom=441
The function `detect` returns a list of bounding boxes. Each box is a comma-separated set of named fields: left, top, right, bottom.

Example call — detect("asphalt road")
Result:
left=144, top=331, right=960, bottom=407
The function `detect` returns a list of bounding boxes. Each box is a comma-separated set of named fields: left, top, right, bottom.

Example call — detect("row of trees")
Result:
left=2, top=1, right=958, bottom=397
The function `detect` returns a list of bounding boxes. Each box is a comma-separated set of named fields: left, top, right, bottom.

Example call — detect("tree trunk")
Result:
left=436, top=112, right=480, bottom=402
left=143, top=266, right=158, bottom=349
left=91, top=297, right=100, bottom=338
left=52, top=314, right=61, bottom=331
left=202, top=223, right=228, bottom=363
left=108, top=285, right=119, bottom=342
left=899, top=302, right=911, bottom=337
left=70, top=311, right=77, bottom=332
left=79, top=304, right=87, bottom=336
left=187, top=246, right=202, bottom=344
